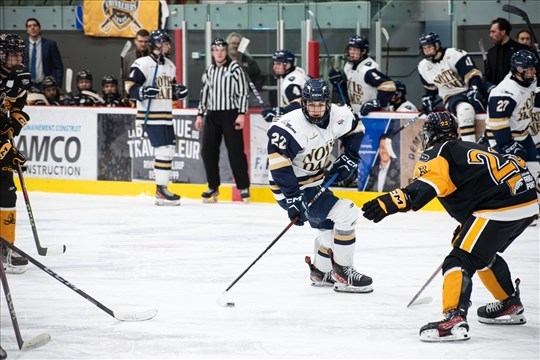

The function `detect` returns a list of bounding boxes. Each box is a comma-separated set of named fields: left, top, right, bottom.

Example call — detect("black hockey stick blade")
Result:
left=502, top=4, right=529, bottom=20
left=20, top=333, right=51, bottom=351
left=0, top=346, right=6, bottom=359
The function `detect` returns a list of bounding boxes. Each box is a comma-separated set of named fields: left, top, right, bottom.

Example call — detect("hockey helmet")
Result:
left=301, top=78, right=331, bottom=127
left=211, top=38, right=228, bottom=49
left=394, top=80, right=407, bottom=95
left=76, top=69, right=93, bottom=81
left=148, top=29, right=174, bottom=57
left=0, top=33, right=26, bottom=65
left=346, top=35, right=369, bottom=63
left=419, top=32, right=441, bottom=60
left=102, top=74, right=118, bottom=87
left=272, top=49, right=295, bottom=65
left=510, top=50, right=538, bottom=85
left=422, top=111, right=459, bottom=148
left=41, top=76, right=58, bottom=90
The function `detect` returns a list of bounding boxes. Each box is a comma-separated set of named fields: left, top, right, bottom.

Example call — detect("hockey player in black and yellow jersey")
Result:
left=362, top=111, right=537, bottom=342
left=0, top=33, right=32, bottom=274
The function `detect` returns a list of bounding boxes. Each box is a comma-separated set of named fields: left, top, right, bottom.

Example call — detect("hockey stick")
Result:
left=0, top=345, right=6, bottom=360
left=218, top=173, right=339, bottom=307
left=65, top=68, right=73, bottom=97
left=0, top=238, right=158, bottom=322
left=81, top=90, right=107, bottom=105
left=120, top=40, right=132, bottom=97
left=9, top=137, right=66, bottom=256
left=248, top=81, right=265, bottom=110
left=407, top=262, right=443, bottom=308
left=381, top=27, right=390, bottom=76
left=478, top=38, right=487, bottom=62
left=0, top=250, right=51, bottom=351
left=502, top=4, right=540, bottom=57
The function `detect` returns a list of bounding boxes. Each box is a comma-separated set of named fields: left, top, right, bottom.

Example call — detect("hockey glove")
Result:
left=476, top=131, right=489, bottom=145
left=362, top=188, right=411, bottom=223
left=360, top=100, right=381, bottom=116
left=0, top=111, right=29, bottom=137
left=501, top=140, right=527, bottom=160
left=262, top=107, right=280, bottom=123
left=466, top=85, right=486, bottom=113
left=421, top=95, right=434, bottom=115
left=0, top=140, right=27, bottom=167
left=328, top=69, right=345, bottom=86
left=172, top=84, right=188, bottom=100
left=285, top=192, right=308, bottom=226
left=6, top=65, right=31, bottom=97
left=329, top=154, right=358, bottom=183
left=138, top=86, right=160, bottom=100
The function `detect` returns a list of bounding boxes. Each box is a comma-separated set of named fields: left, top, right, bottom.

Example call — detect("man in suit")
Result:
left=25, top=18, right=64, bottom=87
left=365, top=134, right=400, bottom=192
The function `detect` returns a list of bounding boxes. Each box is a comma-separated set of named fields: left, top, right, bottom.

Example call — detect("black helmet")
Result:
left=76, top=69, right=93, bottom=81
left=394, top=80, right=407, bottom=95
left=301, top=78, right=331, bottom=127
left=510, top=50, right=538, bottom=85
left=0, top=33, right=26, bottom=65
left=149, top=29, right=173, bottom=57
left=41, top=76, right=58, bottom=90
left=422, top=111, right=459, bottom=148
left=211, top=38, right=228, bottom=49
left=102, top=74, right=118, bottom=87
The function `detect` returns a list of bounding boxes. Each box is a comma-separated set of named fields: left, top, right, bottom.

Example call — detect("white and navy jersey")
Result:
left=390, top=100, right=417, bottom=112
left=487, top=73, right=540, bottom=146
left=343, top=57, right=395, bottom=113
left=418, top=48, right=483, bottom=103
left=198, top=59, right=248, bottom=115
left=125, top=55, right=176, bottom=126
left=280, top=66, right=308, bottom=108
left=267, top=104, right=365, bottom=199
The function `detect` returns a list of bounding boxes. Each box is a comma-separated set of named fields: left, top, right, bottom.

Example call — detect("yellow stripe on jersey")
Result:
left=512, top=128, right=529, bottom=138
left=442, top=267, right=463, bottom=313
left=299, top=172, right=325, bottom=186
left=154, top=161, right=172, bottom=169
left=488, top=117, right=510, bottom=130
left=474, top=199, right=539, bottom=214
left=377, top=81, right=396, bottom=92
left=414, top=156, right=457, bottom=197
left=268, top=152, right=292, bottom=171
left=463, top=69, right=483, bottom=84
left=125, top=80, right=135, bottom=93
left=348, top=120, right=366, bottom=135
left=136, top=113, right=173, bottom=119
left=477, top=267, right=510, bottom=300
left=460, top=217, right=487, bottom=252
left=334, top=231, right=355, bottom=241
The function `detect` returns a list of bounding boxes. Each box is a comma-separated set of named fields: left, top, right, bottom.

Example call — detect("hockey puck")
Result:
left=226, top=302, right=235, bottom=308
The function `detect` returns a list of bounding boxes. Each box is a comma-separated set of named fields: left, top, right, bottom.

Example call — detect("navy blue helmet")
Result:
left=301, top=78, right=331, bottom=127
left=346, top=35, right=369, bottom=63
left=419, top=32, right=441, bottom=60
left=149, top=29, right=173, bottom=57
left=423, top=111, right=459, bottom=148
left=511, top=50, right=538, bottom=85
left=394, top=80, right=407, bottom=95
left=272, top=49, right=295, bottom=65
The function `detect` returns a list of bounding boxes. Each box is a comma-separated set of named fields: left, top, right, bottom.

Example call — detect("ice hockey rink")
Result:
left=1, top=191, right=538, bottom=360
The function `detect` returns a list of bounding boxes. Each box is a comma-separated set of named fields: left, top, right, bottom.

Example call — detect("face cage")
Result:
left=302, top=100, right=330, bottom=126
left=2, top=50, right=27, bottom=69
left=152, top=41, right=174, bottom=58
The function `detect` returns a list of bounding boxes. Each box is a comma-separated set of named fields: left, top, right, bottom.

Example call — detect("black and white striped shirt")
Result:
left=197, top=59, right=248, bottom=115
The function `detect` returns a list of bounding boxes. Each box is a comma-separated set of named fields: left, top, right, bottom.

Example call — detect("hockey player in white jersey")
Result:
left=262, top=49, right=308, bottom=123
left=125, top=29, right=188, bottom=206
left=388, top=80, right=417, bottom=112
left=267, top=78, right=373, bottom=293
left=418, top=32, right=489, bottom=142
left=328, top=35, right=396, bottom=116
left=486, top=50, right=540, bottom=199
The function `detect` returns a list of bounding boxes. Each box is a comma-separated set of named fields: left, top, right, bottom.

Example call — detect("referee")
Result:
left=195, top=38, right=251, bottom=203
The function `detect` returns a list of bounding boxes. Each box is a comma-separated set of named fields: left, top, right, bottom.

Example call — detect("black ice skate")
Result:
left=2, top=246, right=28, bottom=274
left=202, top=188, right=219, bottom=203
left=477, top=278, right=526, bottom=325
left=155, top=185, right=181, bottom=206
left=328, top=249, right=373, bottom=293
left=305, top=256, right=335, bottom=287
left=240, top=188, right=250, bottom=203
left=419, top=308, right=470, bottom=342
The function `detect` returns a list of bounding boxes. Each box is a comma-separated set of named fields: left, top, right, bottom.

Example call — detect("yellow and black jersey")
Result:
left=405, top=139, right=537, bottom=223
left=1, top=67, right=28, bottom=114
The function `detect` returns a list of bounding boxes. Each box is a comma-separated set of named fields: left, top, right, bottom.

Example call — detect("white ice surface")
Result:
left=1, top=192, right=538, bottom=360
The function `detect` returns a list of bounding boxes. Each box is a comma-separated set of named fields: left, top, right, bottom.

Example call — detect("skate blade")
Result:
left=202, top=197, right=218, bottom=203
left=419, top=328, right=470, bottom=342
left=242, top=198, right=250, bottom=203
left=2, top=264, right=27, bottom=274
left=155, top=199, right=181, bottom=206
left=478, top=314, right=526, bottom=325
left=310, top=280, right=335, bottom=287
left=333, top=283, right=373, bottom=293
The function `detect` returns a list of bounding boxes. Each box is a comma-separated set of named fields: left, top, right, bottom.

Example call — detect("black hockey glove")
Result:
left=285, top=192, right=308, bottom=226
left=138, top=86, right=160, bottom=100
left=501, top=140, right=527, bottom=160
left=328, top=68, right=345, bottom=86
left=466, top=85, right=486, bottom=113
left=172, top=84, right=188, bottom=100
left=360, top=100, right=381, bottom=116
left=329, top=154, right=358, bottom=183
left=0, top=112, right=28, bottom=137
left=262, top=107, right=280, bottom=123
left=421, top=95, right=434, bottom=115
left=6, top=65, right=31, bottom=97
left=362, top=188, right=411, bottom=223
left=0, top=140, right=27, bottom=167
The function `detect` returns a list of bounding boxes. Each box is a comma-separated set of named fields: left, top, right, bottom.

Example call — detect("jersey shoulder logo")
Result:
left=365, top=61, right=372, bottom=67
left=288, top=76, right=296, bottom=82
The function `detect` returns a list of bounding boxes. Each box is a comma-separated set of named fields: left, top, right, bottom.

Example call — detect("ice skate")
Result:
left=328, top=249, right=373, bottom=293
left=155, top=185, right=181, bottom=206
left=477, top=278, right=526, bottom=325
left=305, top=256, right=334, bottom=287
left=2, top=246, right=28, bottom=274
left=419, top=308, right=470, bottom=342
left=240, top=188, right=250, bottom=203
left=202, top=188, right=219, bottom=203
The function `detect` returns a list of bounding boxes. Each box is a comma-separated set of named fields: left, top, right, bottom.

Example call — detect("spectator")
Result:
left=365, top=135, right=400, bottom=192
left=101, top=75, right=131, bottom=107
left=485, top=18, right=528, bottom=85
left=226, top=32, right=264, bottom=93
left=24, top=18, right=64, bottom=87
left=126, top=30, right=188, bottom=206
left=122, top=29, right=149, bottom=82
left=195, top=38, right=250, bottom=203
left=516, top=30, right=533, bottom=47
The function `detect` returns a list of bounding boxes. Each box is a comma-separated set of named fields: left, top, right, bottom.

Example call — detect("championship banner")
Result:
left=83, top=0, right=159, bottom=38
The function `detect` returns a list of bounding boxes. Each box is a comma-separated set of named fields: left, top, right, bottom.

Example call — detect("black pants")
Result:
left=201, top=110, right=249, bottom=190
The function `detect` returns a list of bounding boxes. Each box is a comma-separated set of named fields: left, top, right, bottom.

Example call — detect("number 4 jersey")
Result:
left=404, top=139, right=537, bottom=223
